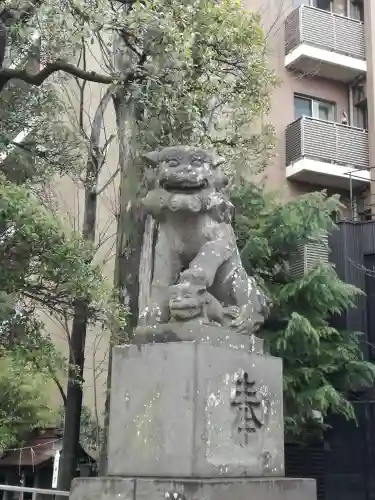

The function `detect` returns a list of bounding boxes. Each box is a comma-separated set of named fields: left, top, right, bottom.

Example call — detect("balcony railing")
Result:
left=0, top=483, right=69, bottom=499
left=285, top=5, right=365, bottom=60
left=285, top=116, right=369, bottom=170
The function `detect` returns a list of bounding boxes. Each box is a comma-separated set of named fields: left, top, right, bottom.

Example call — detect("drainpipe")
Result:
left=349, top=171, right=354, bottom=219
left=363, top=0, right=375, bottom=217
left=349, top=84, right=354, bottom=126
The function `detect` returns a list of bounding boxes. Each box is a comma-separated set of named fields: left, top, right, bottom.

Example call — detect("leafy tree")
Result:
left=109, top=0, right=276, bottom=318
left=0, top=308, right=62, bottom=452
left=0, top=0, right=123, bottom=478
left=0, top=177, right=121, bottom=450
left=232, top=183, right=375, bottom=441
left=56, top=404, right=103, bottom=455
left=0, top=180, right=104, bottom=313
left=0, top=81, right=83, bottom=182
left=0, top=348, right=51, bottom=453
left=1, top=0, right=275, bottom=173
left=0, top=23, right=94, bottom=451
left=0, top=33, right=122, bottom=453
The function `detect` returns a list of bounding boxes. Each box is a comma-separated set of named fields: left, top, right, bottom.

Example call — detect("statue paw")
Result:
left=223, top=305, right=240, bottom=320
left=226, top=305, right=257, bottom=334
left=230, top=316, right=246, bottom=328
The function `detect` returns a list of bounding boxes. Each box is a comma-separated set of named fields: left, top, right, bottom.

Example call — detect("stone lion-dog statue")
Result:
left=139, top=145, right=268, bottom=335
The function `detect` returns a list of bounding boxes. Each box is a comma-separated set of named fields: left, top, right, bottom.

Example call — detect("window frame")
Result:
left=293, top=93, right=336, bottom=122
left=309, top=0, right=333, bottom=12
left=350, top=0, right=364, bottom=22
left=354, top=99, right=368, bottom=130
left=352, top=83, right=368, bottom=129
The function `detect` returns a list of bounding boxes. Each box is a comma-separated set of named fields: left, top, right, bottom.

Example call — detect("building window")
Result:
left=354, top=101, right=368, bottom=129
left=310, top=0, right=332, bottom=11
left=353, top=84, right=368, bottom=129
left=360, top=208, right=372, bottom=221
left=350, top=0, right=364, bottom=21
left=294, top=95, right=335, bottom=121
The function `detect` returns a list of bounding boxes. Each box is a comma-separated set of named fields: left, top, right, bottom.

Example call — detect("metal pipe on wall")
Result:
left=346, top=0, right=351, bottom=17
left=349, top=84, right=354, bottom=126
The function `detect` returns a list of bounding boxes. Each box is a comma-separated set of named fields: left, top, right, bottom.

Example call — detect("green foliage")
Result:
left=56, top=405, right=103, bottom=454
left=0, top=81, right=84, bottom=184
left=232, top=183, right=375, bottom=441
left=6, top=0, right=276, bottom=176
left=0, top=179, right=103, bottom=313
left=0, top=347, right=54, bottom=453
left=79, top=406, right=103, bottom=453
left=126, top=0, right=276, bottom=171
left=0, top=178, right=125, bottom=449
left=0, top=300, right=64, bottom=450
left=0, top=50, right=89, bottom=447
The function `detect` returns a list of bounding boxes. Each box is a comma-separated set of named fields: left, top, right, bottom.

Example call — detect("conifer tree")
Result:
left=232, top=183, right=375, bottom=441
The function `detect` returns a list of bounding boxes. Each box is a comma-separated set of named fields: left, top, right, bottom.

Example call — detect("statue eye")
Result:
left=191, top=157, right=203, bottom=167
left=166, top=159, right=179, bottom=167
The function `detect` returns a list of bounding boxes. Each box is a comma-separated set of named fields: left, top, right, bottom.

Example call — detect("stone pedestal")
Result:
left=70, top=324, right=316, bottom=500
left=107, top=337, right=284, bottom=477
left=71, top=477, right=317, bottom=500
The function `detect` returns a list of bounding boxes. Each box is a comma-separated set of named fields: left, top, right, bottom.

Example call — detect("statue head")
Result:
left=142, top=146, right=228, bottom=193
left=169, top=281, right=208, bottom=321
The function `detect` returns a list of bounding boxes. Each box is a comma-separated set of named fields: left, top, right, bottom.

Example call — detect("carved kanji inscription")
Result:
left=230, top=371, right=264, bottom=445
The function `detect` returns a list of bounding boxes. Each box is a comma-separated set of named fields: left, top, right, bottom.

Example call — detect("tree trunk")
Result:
left=56, top=298, right=89, bottom=492
left=57, top=192, right=96, bottom=493
left=99, top=88, right=147, bottom=474
left=57, top=88, right=112, bottom=494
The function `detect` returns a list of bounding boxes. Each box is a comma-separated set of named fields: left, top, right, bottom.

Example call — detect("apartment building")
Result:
left=245, top=0, right=372, bottom=221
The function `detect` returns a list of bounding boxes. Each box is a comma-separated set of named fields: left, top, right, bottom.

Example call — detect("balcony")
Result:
left=285, top=6, right=366, bottom=82
left=285, top=117, right=370, bottom=189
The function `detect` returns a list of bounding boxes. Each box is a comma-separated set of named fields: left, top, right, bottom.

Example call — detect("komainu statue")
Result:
left=138, top=145, right=268, bottom=336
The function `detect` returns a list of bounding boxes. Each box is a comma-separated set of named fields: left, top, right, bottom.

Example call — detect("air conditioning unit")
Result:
left=289, top=234, right=329, bottom=279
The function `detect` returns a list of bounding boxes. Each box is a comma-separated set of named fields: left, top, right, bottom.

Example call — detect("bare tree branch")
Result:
left=52, top=373, right=68, bottom=406
left=96, top=165, right=119, bottom=196
left=0, top=60, right=118, bottom=88
left=97, top=134, right=116, bottom=175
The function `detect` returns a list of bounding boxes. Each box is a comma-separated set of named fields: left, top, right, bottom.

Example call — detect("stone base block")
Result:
left=71, top=477, right=317, bottom=500
left=108, top=340, right=283, bottom=477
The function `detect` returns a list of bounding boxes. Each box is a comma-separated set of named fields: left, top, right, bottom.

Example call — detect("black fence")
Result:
left=286, top=401, right=375, bottom=500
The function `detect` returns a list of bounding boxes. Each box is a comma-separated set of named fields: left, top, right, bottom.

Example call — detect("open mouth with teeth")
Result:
left=161, top=179, right=208, bottom=193
left=170, top=305, right=201, bottom=318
